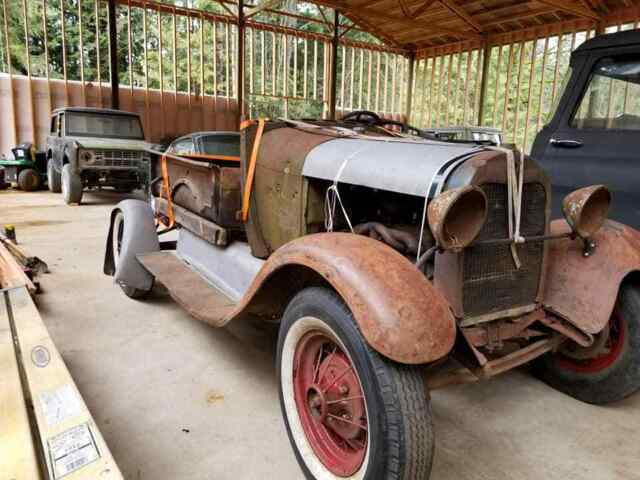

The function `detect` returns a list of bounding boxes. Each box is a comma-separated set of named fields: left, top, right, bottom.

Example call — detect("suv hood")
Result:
left=69, top=137, right=150, bottom=151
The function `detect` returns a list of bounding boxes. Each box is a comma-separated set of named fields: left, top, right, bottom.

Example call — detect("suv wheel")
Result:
left=61, top=164, right=83, bottom=204
left=47, top=159, right=62, bottom=192
left=278, top=287, right=434, bottom=480
left=535, top=282, right=640, bottom=404
left=17, top=168, right=40, bottom=191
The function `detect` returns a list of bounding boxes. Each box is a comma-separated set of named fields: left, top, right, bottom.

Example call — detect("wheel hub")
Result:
left=293, top=332, right=368, bottom=476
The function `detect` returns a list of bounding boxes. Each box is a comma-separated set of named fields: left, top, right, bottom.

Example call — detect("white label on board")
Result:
left=48, top=423, right=100, bottom=478
left=39, top=384, right=83, bottom=427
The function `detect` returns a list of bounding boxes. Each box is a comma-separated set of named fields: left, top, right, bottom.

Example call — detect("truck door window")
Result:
left=572, top=56, right=640, bottom=130
left=51, top=115, right=58, bottom=135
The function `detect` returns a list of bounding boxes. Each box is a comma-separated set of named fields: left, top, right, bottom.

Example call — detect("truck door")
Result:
left=533, top=52, right=640, bottom=227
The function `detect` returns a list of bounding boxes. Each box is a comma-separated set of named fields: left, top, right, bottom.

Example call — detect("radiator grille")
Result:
left=93, top=150, right=143, bottom=168
left=462, top=183, right=546, bottom=318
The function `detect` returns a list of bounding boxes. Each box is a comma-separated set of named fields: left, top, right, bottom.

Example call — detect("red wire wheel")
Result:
left=292, top=331, right=368, bottom=477
left=557, top=309, right=626, bottom=374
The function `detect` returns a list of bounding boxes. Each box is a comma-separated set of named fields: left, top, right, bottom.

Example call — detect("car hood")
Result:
left=69, top=137, right=150, bottom=151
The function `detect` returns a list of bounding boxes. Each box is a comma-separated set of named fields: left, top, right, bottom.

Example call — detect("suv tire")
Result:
left=61, top=164, right=83, bottom=204
left=47, top=159, right=62, bottom=192
left=17, top=168, right=40, bottom=191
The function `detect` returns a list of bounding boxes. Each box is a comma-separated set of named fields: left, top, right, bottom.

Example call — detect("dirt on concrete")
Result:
left=2, top=189, right=639, bottom=480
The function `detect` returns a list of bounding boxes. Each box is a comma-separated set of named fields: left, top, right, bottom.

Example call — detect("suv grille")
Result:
left=93, top=150, right=143, bottom=167
left=462, top=183, right=546, bottom=318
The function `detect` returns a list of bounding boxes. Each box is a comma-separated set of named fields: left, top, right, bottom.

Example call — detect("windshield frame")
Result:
left=65, top=111, right=145, bottom=140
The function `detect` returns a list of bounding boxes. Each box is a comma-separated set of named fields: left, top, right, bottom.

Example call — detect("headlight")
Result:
left=428, top=185, right=488, bottom=251
left=80, top=149, right=96, bottom=164
left=562, top=185, right=611, bottom=238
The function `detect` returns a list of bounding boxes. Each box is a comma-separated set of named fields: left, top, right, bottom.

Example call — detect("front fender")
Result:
left=544, top=219, right=640, bottom=334
left=234, top=233, right=456, bottom=365
left=104, top=199, right=159, bottom=291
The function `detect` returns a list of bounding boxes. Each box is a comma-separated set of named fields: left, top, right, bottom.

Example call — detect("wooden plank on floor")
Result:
left=0, top=290, right=42, bottom=480
left=6, top=286, right=123, bottom=480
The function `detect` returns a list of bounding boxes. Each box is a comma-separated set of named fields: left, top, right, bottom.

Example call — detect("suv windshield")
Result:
left=66, top=112, right=144, bottom=139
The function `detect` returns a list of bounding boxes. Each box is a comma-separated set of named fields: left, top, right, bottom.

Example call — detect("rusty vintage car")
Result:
left=104, top=115, right=640, bottom=480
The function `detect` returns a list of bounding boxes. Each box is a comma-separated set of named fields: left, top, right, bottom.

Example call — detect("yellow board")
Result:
left=0, top=289, right=42, bottom=480
left=1, top=287, right=123, bottom=480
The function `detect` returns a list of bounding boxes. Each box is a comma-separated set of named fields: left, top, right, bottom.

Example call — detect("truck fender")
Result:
left=104, top=199, right=159, bottom=292
left=233, top=232, right=457, bottom=365
left=544, top=219, right=640, bottom=335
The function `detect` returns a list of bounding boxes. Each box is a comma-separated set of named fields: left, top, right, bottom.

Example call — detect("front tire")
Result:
left=535, top=282, right=640, bottom=404
left=277, top=287, right=434, bottom=480
left=61, top=164, right=83, bottom=204
left=17, top=168, right=40, bottom=191
left=47, top=159, right=62, bottom=192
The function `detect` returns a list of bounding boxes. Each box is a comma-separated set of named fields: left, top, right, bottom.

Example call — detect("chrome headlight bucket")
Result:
left=79, top=149, right=96, bottom=165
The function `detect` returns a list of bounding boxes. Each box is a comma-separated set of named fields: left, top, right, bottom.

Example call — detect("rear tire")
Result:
left=535, top=282, right=640, bottom=404
left=17, top=168, right=40, bottom=191
left=47, top=159, right=62, bottom=193
left=277, top=287, right=434, bottom=480
left=112, top=210, right=153, bottom=299
left=61, top=164, right=83, bottom=204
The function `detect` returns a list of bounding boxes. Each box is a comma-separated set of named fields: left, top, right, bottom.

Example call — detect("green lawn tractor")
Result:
left=0, top=143, right=48, bottom=191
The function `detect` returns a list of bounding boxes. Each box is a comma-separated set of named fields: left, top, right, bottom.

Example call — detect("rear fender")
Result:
left=544, top=219, right=640, bottom=334
left=233, top=233, right=457, bottom=365
left=104, top=199, right=159, bottom=291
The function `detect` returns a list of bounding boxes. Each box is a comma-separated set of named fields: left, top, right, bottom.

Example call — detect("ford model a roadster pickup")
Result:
left=104, top=117, right=640, bottom=479
left=46, top=107, right=151, bottom=204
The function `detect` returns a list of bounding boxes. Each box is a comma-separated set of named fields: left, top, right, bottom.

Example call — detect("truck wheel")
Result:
left=47, top=159, right=62, bottom=192
left=61, top=164, right=83, bottom=204
left=17, top=168, right=40, bottom=191
left=112, top=210, right=153, bottom=299
left=277, top=287, right=434, bottom=480
left=535, top=282, right=640, bottom=404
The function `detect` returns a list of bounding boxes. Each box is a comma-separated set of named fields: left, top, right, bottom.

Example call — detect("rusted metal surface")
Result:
left=155, top=198, right=228, bottom=246
left=152, top=153, right=242, bottom=230
left=233, top=233, right=457, bottom=365
left=435, top=151, right=551, bottom=319
left=427, top=185, right=487, bottom=251
left=425, top=334, right=563, bottom=389
left=461, top=308, right=545, bottom=348
left=247, top=124, right=334, bottom=255
left=353, top=222, right=418, bottom=255
left=544, top=219, right=640, bottom=335
left=561, top=185, right=611, bottom=238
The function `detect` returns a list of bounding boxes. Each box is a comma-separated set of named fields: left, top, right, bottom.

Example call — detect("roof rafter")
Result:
left=438, top=0, right=483, bottom=32
left=245, top=0, right=282, bottom=18
left=536, top=0, right=602, bottom=20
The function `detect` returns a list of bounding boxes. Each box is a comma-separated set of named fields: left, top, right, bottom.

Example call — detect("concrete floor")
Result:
left=2, top=188, right=639, bottom=480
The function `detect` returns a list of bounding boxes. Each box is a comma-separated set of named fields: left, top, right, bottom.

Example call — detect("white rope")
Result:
left=324, top=146, right=371, bottom=233
left=495, top=147, right=525, bottom=268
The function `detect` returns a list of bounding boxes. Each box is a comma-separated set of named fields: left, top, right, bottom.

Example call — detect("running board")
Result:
left=137, top=251, right=236, bottom=327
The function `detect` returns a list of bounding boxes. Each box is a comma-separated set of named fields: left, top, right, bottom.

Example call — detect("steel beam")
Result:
left=237, top=0, right=246, bottom=122
left=328, top=11, right=339, bottom=119
left=108, top=0, right=120, bottom=109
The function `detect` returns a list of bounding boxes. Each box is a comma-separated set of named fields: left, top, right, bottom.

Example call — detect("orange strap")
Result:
left=178, top=153, right=241, bottom=162
left=239, top=119, right=257, bottom=131
left=159, top=154, right=175, bottom=228
left=241, top=118, right=266, bottom=222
